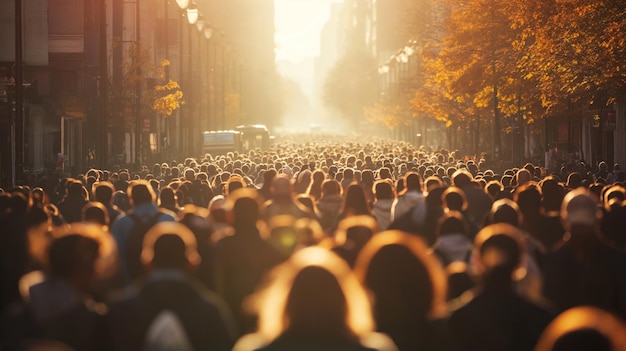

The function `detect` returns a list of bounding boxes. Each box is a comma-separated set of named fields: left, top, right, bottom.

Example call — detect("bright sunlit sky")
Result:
left=275, top=0, right=343, bottom=63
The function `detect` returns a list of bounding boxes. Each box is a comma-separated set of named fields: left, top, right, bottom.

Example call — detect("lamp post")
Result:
left=134, top=0, right=141, bottom=168
left=175, top=0, right=189, bottom=9
left=186, top=4, right=198, bottom=24
left=13, top=0, right=23, bottom=185
left=99, top=0, right=108, bottom=168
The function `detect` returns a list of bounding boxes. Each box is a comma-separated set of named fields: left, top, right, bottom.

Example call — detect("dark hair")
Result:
left=129, top=182, right=154, bottom=205
left=82, top=202, right=109, bottom=226
left=322, top=179, right=342, bottom=197
left=152, top=234, right=188, bottom=270
left=48, top=234, right=100, bottom=279
left=552, top=328, right=612, bottom=351
left=373, top=179, right=395, bottom=200
left=285, top=266, right=351, bottom=339
left=93, top=182, right=115, bottom=204
left=437, top=211, right=469, bottom=238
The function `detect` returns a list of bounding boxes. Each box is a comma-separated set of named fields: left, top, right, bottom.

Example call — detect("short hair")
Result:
left=93, top=181, right=115, bottom=204
left=373, top=179, right=395, bottom=200
left=129, top=181, right=155, bottom=205
left=48, top=234, right=100, bottom=279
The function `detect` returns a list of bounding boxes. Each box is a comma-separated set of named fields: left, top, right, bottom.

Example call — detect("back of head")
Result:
left=404, top=172, right=422, bottom=192
left=567, top=172, right=583, bottom=189
left=93, top=182, right=114, bottom=204
left=452, top=170, right=472, bottom=188
left=67, top=181, right=85, bottom=199
left=322, top=179, right=341, bottom=196
left=229, top=188, right=262, bottom=228
left=437, top=211, right=469, bottom=238
left=81, top=202, right=109, bottom=226
left=561, top=188, right=601, bottom=230
left=514, top=183, right=542, bottom=215
left=443, top=187, right=467, bottom=212
left=373, top=179, right=394, bottom=200
left=552, top=328, right=612, bottom=351
left=152, top=234, right=188, bottom=270
left=516, top=169, right=532, bottom=186
left=48, top=234, right=100, bottom=283
left=129, top=181, right=155, bottom=206
left=272, top=175, right=293, bottom=199
left=285, top=266, right=349, bottom=338
left=355, top=232, right=447, bottom=321
left=490, top=198, right=522, bottom=227
left=478, top=234, right=521, bottom=284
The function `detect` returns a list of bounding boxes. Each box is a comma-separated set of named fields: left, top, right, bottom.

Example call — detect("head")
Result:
left=354, top=231, right=447, bottom=322
left=321, top=179, right=342, bottom=197
left=403, top=172, right=423, bottom=193
left=561, top=188, right=602, bottom=237
left=442, top=186, right=468, bottom=212
left=437, top=211, right=470, bottom=240
left=251, top=247, right=374, bottom=341
left=158, top=186, right=178, bottom=208
left=342, top=183, right=370, bottom=215
left=48, top=234, right=100, bottom=292
left=489, top=198, right=522, bottom=227
left=472, top=223, right=526, bottom=287
left=227, top=187, right=264, bottom=230
left=271, top=175, right=293, bottom=201
left=373, top=179, right=395, bottom=201
left=516, top=169, right=532, bottom=186
left=81, top=202, right=109, bottom=227
left=514, top=183, right=543, bottom=216
left=129, top=181, right=156, bottom=207
left=534, top=306, right=626, bottom=351
left=93, top=181, right=115, bottom=205
left=141, top=222, right=201, bottom=272
left=452, top=169, right=473, bottom=188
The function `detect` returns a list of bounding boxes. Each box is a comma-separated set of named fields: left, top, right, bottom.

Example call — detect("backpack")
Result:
left=125, top=211, right=164, bottom=282
left=143, top=310, right=193, bottom=351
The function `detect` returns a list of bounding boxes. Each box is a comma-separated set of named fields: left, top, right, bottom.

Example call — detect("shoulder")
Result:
left=232, top=333, right=269, bottom=351
left=360, top=332, right=398, bottom=351
left=156, top=208, right=176, bottom=222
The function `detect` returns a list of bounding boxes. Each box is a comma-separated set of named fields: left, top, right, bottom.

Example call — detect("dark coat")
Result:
left=108, top=272, right=237, bottom=351
left=448, top=287, right=553, bottom=351
left=542, top=240, right=626, bottom=320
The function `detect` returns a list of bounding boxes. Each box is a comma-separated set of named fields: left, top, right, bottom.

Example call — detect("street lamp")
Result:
left=196, top=18, right=205, bottom=32
left=176, top=0, right=189, bottom=9
left=203, top=26, right=213, bottom=40
left=186, top=5, right=198, bottom=25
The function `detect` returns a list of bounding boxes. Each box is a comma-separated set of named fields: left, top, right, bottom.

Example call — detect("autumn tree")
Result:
left=107, top=41, right=184, bottom=162
left=514, top=0, right=626, bottom=111
left=151, top=60, right=184, bottom=118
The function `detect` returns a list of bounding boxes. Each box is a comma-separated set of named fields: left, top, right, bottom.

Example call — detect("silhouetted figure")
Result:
left=3, top=224, right=114, bottom=351
left=316, top=179, right=344, bottom=233
left=534, top=306, right=626, bottom=351
left=108, top=222, right=236, bottom=351
left=448, top=224, right=554, bottom=351
left=354, top=231, right=449, bottom=351
left=542, top=188, right=626, bottom=320
left=214, top=188, right=284, bottom=334
left=233, top=247, right=397, bottom=351
left=57, top=181, right=88, bottom=224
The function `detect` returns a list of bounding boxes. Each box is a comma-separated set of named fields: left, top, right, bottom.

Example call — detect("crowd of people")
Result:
left=1, top=133, right=626, bottom=351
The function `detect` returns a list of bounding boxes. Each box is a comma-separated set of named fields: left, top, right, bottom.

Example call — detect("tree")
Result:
left=514, top=0, right=626, bottom=111
left=108, top=41, right=183, bottom=162
left=151, top=60, right=184, bottom=118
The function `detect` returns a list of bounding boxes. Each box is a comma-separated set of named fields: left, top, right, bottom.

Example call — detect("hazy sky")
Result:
left=274, top=0, right=343, bottom=63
